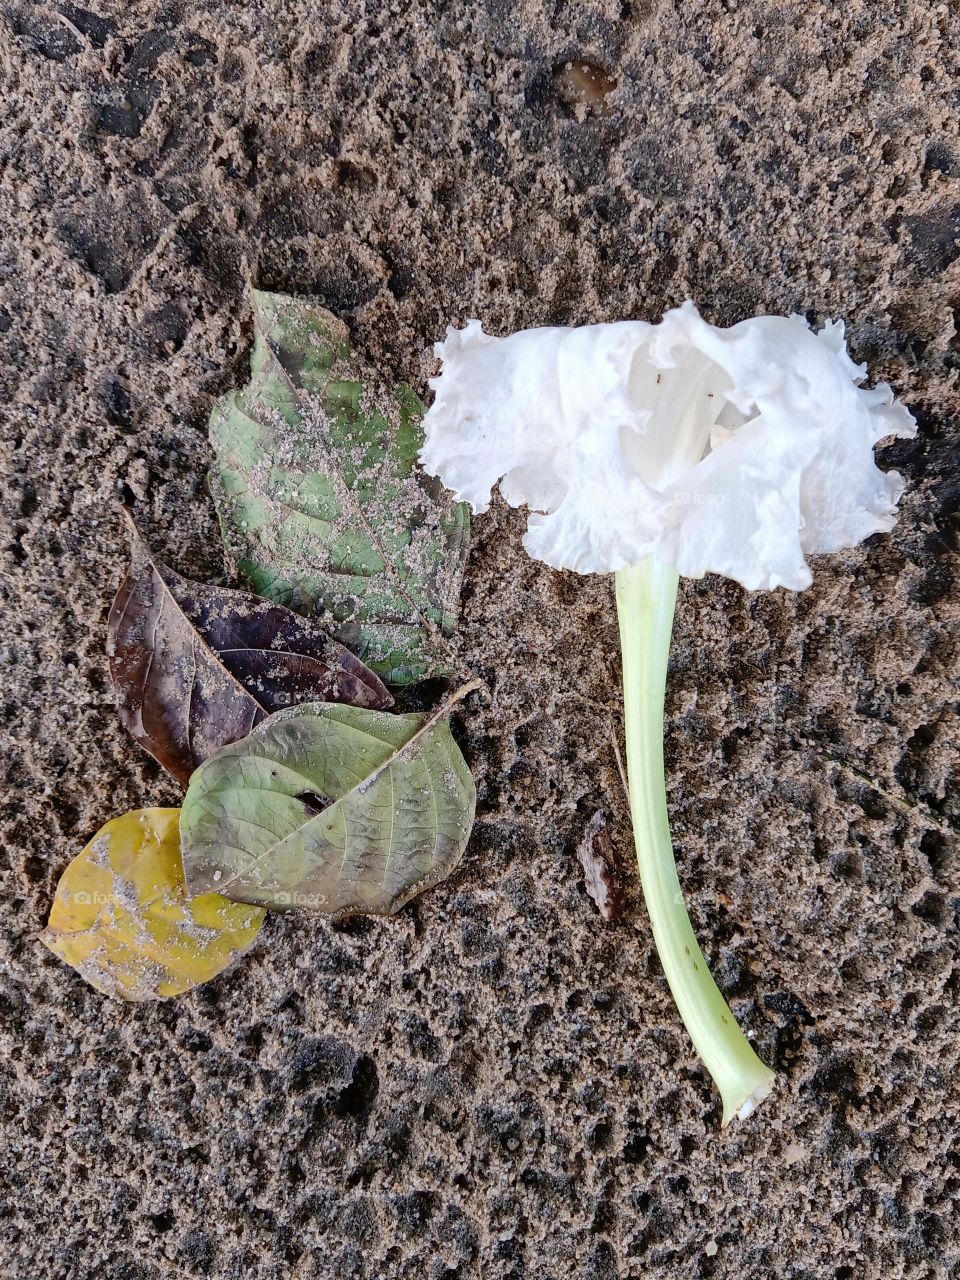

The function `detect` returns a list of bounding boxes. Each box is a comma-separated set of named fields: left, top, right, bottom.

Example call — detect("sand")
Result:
left=1, top=1, right=958, bottom=1277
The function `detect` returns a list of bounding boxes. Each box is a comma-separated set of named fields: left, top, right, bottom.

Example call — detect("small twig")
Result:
left=609, top=718, right=631, bottom=814
left=51, top=8, right=92, bottom=51
left=809, top=744, right=953, bottom=831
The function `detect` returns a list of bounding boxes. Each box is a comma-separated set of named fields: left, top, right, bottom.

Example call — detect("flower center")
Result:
left=622, top=349, right=740, bottom=489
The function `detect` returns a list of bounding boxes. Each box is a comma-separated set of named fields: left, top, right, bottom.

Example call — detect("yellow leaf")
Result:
left=41, top=809, right=266, bottom=1001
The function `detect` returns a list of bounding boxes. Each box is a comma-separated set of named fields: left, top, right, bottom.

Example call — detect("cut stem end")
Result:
left=723, top=1071, right=776, bottom=1128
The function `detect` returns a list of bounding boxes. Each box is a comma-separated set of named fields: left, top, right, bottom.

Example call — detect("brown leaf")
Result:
left=107, top=513, right=392, bottom=785
left=577, top=812, right=625, bottom=923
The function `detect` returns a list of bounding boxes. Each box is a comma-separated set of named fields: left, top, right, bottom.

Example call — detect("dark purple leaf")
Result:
left=107, top=513, right=392, bottom=785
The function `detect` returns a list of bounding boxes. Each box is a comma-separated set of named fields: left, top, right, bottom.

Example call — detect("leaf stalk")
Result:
left=615, top=559, right=775, bottom=1125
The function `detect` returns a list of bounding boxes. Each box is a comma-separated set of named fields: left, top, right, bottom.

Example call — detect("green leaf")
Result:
left=208, top=289, right=470, bottom=685
left=179, top=682, right=479, bottom=916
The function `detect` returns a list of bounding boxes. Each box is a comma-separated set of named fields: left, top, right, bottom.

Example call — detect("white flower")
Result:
left=419, top=302, right=916, bottom=591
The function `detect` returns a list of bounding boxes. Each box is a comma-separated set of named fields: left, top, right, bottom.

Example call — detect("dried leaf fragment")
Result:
left=577, top=812, right=625, bottom=922
left=40, top=809, right=265, bottom=1000
left=180, top=682, right=479, bottom=916
left=107, top=513, right=391, bottom=786
left=553, top=61, right=618, bottom=116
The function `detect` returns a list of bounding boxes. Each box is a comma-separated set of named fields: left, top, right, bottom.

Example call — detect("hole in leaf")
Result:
left=296, top=790, right=330, bottom=813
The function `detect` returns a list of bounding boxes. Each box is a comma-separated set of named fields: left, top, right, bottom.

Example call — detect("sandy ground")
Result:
left=2, top=2, right=959, bottom=1277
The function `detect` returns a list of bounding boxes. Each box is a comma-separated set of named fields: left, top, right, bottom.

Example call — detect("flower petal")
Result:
left=420, top=303, right=915, bottom=590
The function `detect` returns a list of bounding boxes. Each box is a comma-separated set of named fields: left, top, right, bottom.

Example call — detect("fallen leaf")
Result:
left=107, top=513, right=392, bottom=786
left=40, top=809, right=265, bottom=1000
left=577, top=812, right=625, bottom=922
left=208, top=289, right=470, bottom=685
left=180, top=681, right=479, bottom=915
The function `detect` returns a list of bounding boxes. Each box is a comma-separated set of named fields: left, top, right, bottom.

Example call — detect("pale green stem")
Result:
left=616, top=559, right=775, bottom=1125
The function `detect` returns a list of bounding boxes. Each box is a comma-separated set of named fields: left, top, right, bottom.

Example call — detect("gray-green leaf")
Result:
left=179, top=683, right=478, bottom=916
left=208, top=289, right=470, bottom=685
